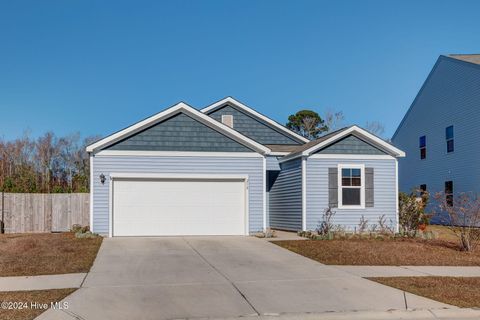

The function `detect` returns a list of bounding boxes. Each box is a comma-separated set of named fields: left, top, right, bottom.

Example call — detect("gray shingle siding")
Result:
left=268, top=158, right=302, bottom=231
left=207, top=104, right=301, bottom=145
left=306, top=158, right=397, bottom=231
left=91, top=155, right=264, bottom=235
left=106, top=112, right=253, bottom=152
left=392, top=56, right=480, bottom=221
left=316, top=134, right=386, bottom=155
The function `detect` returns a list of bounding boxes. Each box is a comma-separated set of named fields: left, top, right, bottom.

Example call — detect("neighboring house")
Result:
left=87, top=97, right=404, bottom=236
left=392, top=54, right=480, bottom=221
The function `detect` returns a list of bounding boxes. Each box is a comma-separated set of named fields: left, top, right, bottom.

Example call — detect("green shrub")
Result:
left=399, top=190, right=429, bottom=237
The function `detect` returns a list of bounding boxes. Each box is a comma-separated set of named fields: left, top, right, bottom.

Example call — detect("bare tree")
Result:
left=0, top=132, right=98, bottom=193
left=324, top=110, right=345, bottom=132
left=365, top=121, right=385, bottom=137
left=357, top=215, right=369, bottom=233
left=317, top=207, right=336, bottom=237
left=435, top=192, right=480, bottom=252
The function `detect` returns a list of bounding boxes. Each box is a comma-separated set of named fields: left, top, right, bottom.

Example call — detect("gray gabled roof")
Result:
left=280, top=125, right=405, bottom=162
left=285, top=127, right=351, bottom=158
left=86, top=102, right=271, bottom=154
left=201, top=97, right=310, bottom=144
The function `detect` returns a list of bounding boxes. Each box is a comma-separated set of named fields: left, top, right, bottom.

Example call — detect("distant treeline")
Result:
left=0, top=132, right=99, bottom=193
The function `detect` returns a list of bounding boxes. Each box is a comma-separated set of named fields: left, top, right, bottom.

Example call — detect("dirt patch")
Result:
left=0, top=233, right=102, bottom=276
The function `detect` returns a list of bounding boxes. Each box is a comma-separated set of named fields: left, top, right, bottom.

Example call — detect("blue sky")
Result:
left=1, top=0, right=479, bottom=140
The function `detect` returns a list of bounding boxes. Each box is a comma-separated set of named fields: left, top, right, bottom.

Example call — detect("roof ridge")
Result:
left=446, top=54, right=480, bottom=65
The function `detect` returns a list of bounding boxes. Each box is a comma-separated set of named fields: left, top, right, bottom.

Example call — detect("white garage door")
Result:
left=112, top=177, right=247, bottom=236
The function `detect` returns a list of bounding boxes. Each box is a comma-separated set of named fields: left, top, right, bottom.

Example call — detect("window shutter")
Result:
left=365, top=167, right=374, bottom=207
left=328, top=168, right=338, bottom=208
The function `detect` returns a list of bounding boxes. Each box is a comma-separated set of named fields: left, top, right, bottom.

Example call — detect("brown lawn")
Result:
left=427, top=224, right=463, bottom=242
left=0, top=288, right=76, bottom=320
left=273, top=236, right=480, bottom=266
left=0, top=233, right=102, bottom=276
left=368, top=277, right=480, bottom=308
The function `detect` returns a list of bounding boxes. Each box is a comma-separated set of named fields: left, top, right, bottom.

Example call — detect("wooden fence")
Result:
left=0, top=193, right=90, bottom=233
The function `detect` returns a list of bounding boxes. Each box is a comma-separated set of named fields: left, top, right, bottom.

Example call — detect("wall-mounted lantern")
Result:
left=100, top=173, right=106, bottom=185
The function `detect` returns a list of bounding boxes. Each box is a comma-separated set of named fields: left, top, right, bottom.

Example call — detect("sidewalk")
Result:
left=0, top=273, right=86, bottom=291
left=195, top=308, right=480, bottom=320
left=36, top=308, right=480, bottom=320
left=332, top=266, right=480, bottom=277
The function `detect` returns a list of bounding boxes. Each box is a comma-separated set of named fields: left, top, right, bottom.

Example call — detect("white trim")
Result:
left=95, top=150, right=264, bottom=158
left=89, top=154, right=94, bottom=232
left=108, top=176, right=113, bottom=237
left=109, top=172, right=249, bottom=180
left=269, top=152, right=290, bottom=156
left=281, top=126, right=405, bottom=162
left=86, top=102, right=270, bottom=155
left=201, top=97, right=310, bottom=143
left=301, top=157, right=307, bottom=231
left=303, top=126, right=404, bottom=156
left=309, top=154, right=396, bottom=160
left=245, top=178, right=250, bottom=235
left=337, top=164, right=365, bottom=210
left=395, top=159, right=399, bottom=233
left=108, top=173, right=250, bottom=237
left=262, top=157, right=267, bottom=231
left=221, top=114, right=234, bottom=128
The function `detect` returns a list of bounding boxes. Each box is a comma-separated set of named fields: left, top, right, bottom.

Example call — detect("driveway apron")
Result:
left=37, top=236, right=452, bottom=320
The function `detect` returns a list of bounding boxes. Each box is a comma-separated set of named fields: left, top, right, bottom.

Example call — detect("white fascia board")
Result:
left=303, top=126, right=405, bottom=157
left=280, top=126, right=405, bottom=163
left=301, top=157, right=307, bottom=231
left=86, top=103, right=186, bottom=152
left=269, top=152, right=290, bottom=156
left=95, top=150, right=264, bottom=158
left=89, top=154, right=94, bottom=232
left=309, top=154, right=396, bottom=160
left=109, top=173, right=249, bottom=180
left=182, top=107, right=270, bottom=154
left=201, top=97, right=310, bottom=144
left=86, top=102, right=270, bottom=155
left=395, top=159, right=399, bottom=233
left=262, top=157, right=267, bottom=231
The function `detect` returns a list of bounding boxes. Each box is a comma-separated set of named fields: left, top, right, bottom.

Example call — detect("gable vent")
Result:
left=221, top=115, right=234, bottom=128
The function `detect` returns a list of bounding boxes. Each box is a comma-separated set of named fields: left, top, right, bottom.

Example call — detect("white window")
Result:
left=338, top=164, right=365, bottom=209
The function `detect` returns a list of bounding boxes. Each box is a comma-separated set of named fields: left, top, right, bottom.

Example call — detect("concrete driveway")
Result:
left=38, top=236, right=451, bottom=319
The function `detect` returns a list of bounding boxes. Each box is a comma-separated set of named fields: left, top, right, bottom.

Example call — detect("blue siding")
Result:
left=266, top=156, right=281, bottom=171
left=107, top=112, right=252, bottom=152
left=392, top=57, right=480, bottom=218
left=306, top=158, right=397, bottom=231
left=316, top=134, right=386, bottom=155
left=269, top=158, right=303, bottom=231
left=207, top=104, right=301, bottom=145
left=91, top=155, right=264, bottom=235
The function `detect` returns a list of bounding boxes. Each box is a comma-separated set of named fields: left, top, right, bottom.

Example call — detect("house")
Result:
left=392, top=55, right=480, bottom=221
left=87, top=97, right=404, bottom=236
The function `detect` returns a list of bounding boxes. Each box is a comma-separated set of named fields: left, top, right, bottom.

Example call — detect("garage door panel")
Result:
left=113, top=179, right=246, bottom=236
